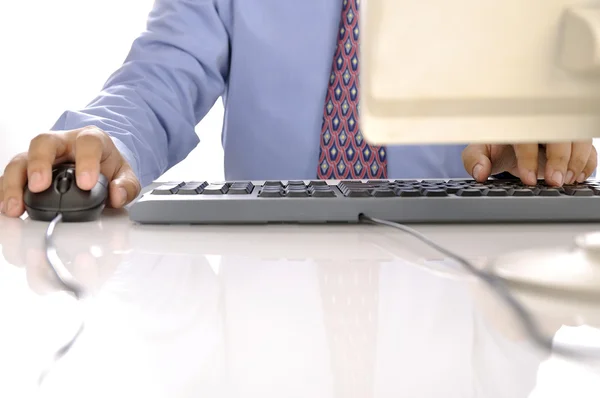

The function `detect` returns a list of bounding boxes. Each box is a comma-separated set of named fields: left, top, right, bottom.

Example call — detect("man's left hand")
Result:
left=462, top=142, right=597, bottom=186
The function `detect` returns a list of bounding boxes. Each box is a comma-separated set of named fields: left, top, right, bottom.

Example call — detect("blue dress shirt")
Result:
left=51, top=0, right=469, bottom=187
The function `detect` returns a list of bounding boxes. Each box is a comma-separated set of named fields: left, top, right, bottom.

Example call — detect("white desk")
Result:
left=0, top=210, right=599, bottom=398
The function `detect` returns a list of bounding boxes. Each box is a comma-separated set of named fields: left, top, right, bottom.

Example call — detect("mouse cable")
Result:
left=39, top=213, right=85, bottom=386
left=359, top=214, right=600, bottom=362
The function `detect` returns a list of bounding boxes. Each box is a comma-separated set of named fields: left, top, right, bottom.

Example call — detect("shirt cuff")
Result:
left=111, top=136, right=141, bottom=183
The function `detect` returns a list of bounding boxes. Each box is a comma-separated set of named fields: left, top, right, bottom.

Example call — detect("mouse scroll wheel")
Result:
left=56, top=171, right=74, bottom=193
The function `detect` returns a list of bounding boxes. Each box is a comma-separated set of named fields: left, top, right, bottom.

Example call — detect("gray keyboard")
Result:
left=128, top=178, right=600, bottom=224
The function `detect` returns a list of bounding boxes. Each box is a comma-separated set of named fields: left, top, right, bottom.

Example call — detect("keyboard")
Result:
left=128, top=178, right=600, bottom=224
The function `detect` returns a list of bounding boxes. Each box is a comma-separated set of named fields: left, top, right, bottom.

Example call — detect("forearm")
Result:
left=52, top=0, right=230, bottom=187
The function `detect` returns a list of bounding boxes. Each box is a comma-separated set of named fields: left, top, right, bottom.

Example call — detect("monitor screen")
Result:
left=361, top=0, right=600, bottom=145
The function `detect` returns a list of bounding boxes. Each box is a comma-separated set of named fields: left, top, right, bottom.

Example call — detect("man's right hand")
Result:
left=0, top=126, right=141, bottom=218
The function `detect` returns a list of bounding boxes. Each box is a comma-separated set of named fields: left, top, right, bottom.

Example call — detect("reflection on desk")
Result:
left=0, top=210, right=599, bottom=398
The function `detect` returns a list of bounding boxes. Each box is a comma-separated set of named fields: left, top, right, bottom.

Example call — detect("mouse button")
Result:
left=59, top=189, right=94, bottom=211
left=23, top=186, right=62, bottom=211
left=59, top=183, right=108, bottom=211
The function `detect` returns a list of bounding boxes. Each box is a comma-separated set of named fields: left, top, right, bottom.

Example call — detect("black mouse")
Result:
left=23, top=163, right=109, bottom=222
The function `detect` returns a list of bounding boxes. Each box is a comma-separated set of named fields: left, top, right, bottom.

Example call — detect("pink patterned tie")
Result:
left=318, top=0, right=387, bottom=179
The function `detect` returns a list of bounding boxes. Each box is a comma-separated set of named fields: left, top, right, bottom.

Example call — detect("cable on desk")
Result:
left=359, top=214, right=600, bottom=361
left=39, top=213, right=86, bottom=385
left=45, top=213, right=84, bottom=299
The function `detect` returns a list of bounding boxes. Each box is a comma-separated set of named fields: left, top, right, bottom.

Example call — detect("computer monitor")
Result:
left=361, top=0, right=600, bottom=145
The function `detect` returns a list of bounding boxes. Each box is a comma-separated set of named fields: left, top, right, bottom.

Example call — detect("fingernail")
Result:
left=565, top=170, right=574, bottom=185
left=78, top=172, right=92, bottom=188
left=552, top=171, right=564, bottom=186
left=29, top=171, right=42, bottom=189
left=577, top=173, right=586, bottom=183
left=528, top=171, right=537, bottom=185
left=473, top=164, right=483, bottom=180
left=118, top=187, right=127, bottom=206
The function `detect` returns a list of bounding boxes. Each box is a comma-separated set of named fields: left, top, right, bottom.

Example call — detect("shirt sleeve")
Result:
left=51, top=0, right=230, bottom=187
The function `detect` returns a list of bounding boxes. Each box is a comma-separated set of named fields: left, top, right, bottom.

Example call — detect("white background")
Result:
left=0, top=0, right=225, bottom=182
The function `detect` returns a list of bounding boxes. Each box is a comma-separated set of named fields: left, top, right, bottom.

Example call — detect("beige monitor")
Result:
left=361, top=0, right=600, bottom=145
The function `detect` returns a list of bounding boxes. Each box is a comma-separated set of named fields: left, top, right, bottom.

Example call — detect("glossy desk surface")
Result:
left=1, top=210, right=600, bottom=398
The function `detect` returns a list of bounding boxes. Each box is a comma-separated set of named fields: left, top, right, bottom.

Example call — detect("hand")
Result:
left=0, top=126, right=141, bottom=218
left=462, top=142, right=597, bottom=186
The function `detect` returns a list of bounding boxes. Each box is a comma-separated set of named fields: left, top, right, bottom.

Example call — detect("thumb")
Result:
left=108, top=165, right=141, bottom=208
left=462, top=144, right=493, bottom=182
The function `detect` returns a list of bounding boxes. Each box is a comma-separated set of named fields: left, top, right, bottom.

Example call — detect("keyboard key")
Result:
left=311, top=189, right=336, bottom=197
left=264, top=181, right=284, bottom=187
left=444, top=185, right=467, bottom=194
left=152, top=183, right=181, bottom=195
left=423, top=189, right=448, bottom=197
left=371, top=189, right=396, bottom=197
left=512, top=189, right=535, bottom=196
left=308, top=180, right=328, bottom=187
left=487, top=188, right=509, bottom=197
left=565, top=187, right=594, bottom=196
left=287, top=181, right=306, bottom=187
left=456, top=188, right=482, bottom=197
left=287, top=184, right=306, bottom=190
left=259, top=185, right=283, bottom=197
left=538, top=188, right=562, bottom=197
left=285, top=183, right=308, bottom=197
left=229, top=181, right=254, bottom=194
left=338, top=181, right=371, bottom=197
left=344, top=189, right=370, bottom=197
left=202, top=184, right=229, bottom=195
left=396, top=189, right=422, bottom=197
left=177, top=182, right=208, bottom=195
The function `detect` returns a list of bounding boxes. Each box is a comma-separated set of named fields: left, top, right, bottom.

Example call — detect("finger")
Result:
left=72, top=127, right=109, bottom=190
left=543, top=143, right=572, bottom=186
left=462, top=144, right=492, bottom=182
left=512, top=144, right=539, bottom=185
left=565, top=141, right=593, bottom=184
left=580, top=145, right=598, bottom=182
left=26, top=133, right=68, bottom=192
left=2, top=154, right=28, bottom=217
left=108, top=165, right=141, bottom=208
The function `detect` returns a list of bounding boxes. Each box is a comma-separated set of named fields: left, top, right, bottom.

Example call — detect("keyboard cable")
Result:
left=359, top=213, right=600, bottom=362
left=39, top=212, right=86, bottom=386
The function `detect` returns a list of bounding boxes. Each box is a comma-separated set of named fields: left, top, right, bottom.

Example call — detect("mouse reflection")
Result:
left=0, top=210, right=127, bottom=295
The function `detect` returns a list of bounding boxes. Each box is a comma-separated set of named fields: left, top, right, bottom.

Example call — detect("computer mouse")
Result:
left=23, top=163, right=109, bottom=222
